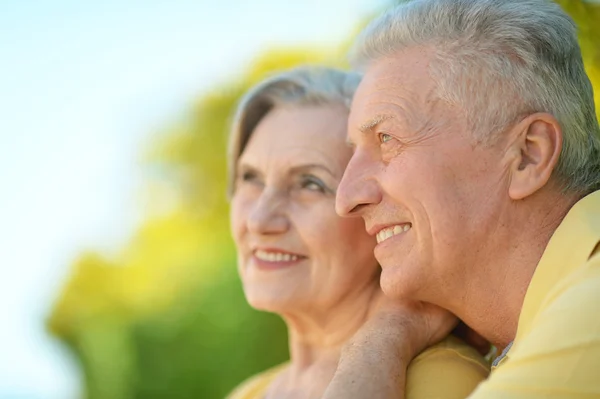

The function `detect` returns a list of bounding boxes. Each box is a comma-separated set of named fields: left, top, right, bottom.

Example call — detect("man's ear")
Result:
left=507, top=113, right=563, bottom=200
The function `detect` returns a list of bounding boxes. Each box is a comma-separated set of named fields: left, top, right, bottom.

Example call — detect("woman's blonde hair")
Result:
left=227, top=66, right=361, bottom=197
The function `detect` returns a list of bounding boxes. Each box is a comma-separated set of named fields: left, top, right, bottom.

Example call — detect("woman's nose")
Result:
left=247, top=189, right=289, bottom=235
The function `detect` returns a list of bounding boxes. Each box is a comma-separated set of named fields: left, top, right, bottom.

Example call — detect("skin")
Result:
left=324, top=46, right=575, bottom=398
left=230, top=104, right=382, bottom=398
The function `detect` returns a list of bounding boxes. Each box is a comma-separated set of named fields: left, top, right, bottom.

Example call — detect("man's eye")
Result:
left=379, top=133, right=393, bottom=144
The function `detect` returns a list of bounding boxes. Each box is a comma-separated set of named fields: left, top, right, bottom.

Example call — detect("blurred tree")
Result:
left=47, top=2, right=600, bottom=399
left=556, top=0, right=600, bottom=119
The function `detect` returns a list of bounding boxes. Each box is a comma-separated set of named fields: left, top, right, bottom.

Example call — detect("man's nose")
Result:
left=336, top=150, right=382, bottom=217
left=247, top=189, right=289, bottom=235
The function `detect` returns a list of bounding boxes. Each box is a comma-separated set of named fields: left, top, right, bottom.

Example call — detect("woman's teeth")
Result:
left=376, top=224, right=411, bottom=244
left=255, top=250, right=299, bottom=262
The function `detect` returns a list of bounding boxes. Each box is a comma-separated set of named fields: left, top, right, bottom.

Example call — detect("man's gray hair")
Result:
left=227, top=66, right=361, bottom=197
left=352, top=0, right=600, bottom=194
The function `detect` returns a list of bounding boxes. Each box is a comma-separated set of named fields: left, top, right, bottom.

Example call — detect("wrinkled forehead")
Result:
left=349, top=49, right=445, bottom=138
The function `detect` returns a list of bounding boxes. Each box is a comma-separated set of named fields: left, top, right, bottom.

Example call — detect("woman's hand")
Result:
left=323, top=292, right=457, bottom=399
left=354, top=290, right=458, bottom=362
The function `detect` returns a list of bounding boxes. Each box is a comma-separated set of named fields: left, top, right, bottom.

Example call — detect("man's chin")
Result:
left=379, top=263, right=422, bottom=300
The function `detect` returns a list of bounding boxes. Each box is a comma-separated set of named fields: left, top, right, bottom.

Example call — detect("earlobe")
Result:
left=508, top=113, right=563, bottom=200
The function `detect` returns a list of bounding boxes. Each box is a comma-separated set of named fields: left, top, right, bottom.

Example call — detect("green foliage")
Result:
left=555, top=0, right=600, bottom=120
left=130, top=257, right=289, bottom=399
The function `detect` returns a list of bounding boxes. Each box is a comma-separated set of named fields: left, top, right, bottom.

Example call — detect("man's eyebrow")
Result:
left=359, top=115, right=393, bottom=133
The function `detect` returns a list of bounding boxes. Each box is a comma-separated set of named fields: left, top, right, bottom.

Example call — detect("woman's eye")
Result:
left=241, top=171, right=254, bottom=181
left=379, top=133, right=393, bottom=144
left=240, top=171, right=261, bottom=185
left=300, top=176, right=326, bottom=193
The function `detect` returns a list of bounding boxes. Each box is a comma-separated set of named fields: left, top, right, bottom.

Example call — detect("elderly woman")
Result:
left=226, top=66, right=489, bottom=399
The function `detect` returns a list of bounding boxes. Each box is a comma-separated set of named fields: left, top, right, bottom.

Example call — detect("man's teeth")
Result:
left=376, top=224, right=411, bottom=244
left=255, top=250, right=299, bottom=262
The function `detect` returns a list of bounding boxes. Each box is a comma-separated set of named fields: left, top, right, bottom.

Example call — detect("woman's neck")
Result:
left=270, top=281, right=378, bottom=397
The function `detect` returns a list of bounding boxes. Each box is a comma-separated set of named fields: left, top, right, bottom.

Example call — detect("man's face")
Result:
left=337, top=47, right=511, bottom=303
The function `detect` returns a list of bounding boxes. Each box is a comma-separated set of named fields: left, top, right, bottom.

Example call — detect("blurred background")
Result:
left=0, top=1, right=598, bottom=398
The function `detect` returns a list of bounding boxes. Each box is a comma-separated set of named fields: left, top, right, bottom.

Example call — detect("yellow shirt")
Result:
left=470, top=190, right=600, bottom=398
left=227, top=336, right=489, bottom=399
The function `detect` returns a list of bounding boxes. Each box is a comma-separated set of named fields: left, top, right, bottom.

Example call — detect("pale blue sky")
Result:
left=0, top=0, right=387, bottom=398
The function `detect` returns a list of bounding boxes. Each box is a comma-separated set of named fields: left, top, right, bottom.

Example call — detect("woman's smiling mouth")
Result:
left=252, top=248, right=307, bottom=270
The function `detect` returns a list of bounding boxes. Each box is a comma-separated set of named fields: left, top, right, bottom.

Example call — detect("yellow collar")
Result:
left=514, top=190, right=600, bottom=344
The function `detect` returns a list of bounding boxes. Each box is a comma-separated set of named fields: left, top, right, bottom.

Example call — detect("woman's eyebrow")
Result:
left=288, top=163, right=337, bottom=178
left=237, top=162, right=260, bottom=174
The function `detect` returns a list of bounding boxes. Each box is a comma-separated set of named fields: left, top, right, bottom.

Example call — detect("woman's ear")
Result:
left=507, top=113, right=563, bottom=200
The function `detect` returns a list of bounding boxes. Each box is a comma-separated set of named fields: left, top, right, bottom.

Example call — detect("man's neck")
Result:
left=453, top=191, right=576, bottom=348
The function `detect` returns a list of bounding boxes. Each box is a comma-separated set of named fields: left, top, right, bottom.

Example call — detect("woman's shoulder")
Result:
left=405, top=336, right=490, bottom=399
left=415, top=335, right=490, bottom=371
left=225, top=363, right=288, bottom=399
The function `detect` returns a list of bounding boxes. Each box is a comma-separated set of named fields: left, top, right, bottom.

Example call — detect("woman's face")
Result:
left=230, top=105, right=379, bottom=314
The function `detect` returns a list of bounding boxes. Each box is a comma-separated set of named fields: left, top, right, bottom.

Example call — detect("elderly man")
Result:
left=324, top=0, right=600, bottom=398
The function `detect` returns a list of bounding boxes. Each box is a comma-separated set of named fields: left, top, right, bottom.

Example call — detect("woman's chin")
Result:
left=245, top=293, right=296, bottom=314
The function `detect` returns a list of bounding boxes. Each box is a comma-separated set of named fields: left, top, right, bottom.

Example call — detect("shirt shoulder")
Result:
left=515, top=253, right=600, bottom=366
left=405, top=336, right=490, bottom=399
left=470, top=254, right=600, bottom=398
left=225, top=363, right=287, bottom=399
